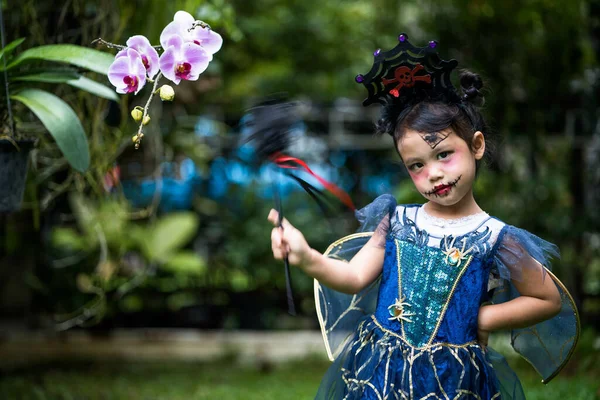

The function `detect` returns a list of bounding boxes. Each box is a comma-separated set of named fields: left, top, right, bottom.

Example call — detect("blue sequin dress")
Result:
left=314, top=195, right=579, bottom=400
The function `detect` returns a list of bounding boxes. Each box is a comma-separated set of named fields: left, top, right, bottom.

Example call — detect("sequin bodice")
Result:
left=374, top=238, right=489, bottom=348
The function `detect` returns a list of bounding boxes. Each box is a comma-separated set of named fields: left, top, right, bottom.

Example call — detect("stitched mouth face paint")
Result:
left=424, top=175, right=462, bottom=197
left=418, top=131, right=449, bottom=149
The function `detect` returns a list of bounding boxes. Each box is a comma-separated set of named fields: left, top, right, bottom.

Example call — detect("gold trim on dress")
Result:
left=346, top=316, right=498, bottom=400
left=427, top=256, right=473, bottom=346
left=371, top=315, right=480, bottom=351
left=395, top=240, right=408, bottom=339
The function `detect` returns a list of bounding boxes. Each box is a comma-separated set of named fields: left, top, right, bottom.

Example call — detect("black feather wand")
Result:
left=243, top=99, right=356, bottom=315
left=244, top=101, right=300, bottom=315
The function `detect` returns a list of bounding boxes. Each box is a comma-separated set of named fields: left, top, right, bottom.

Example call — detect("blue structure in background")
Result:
left=120, top=113, right=402, bottom=212
left=121, top=157, right=201, bottom=212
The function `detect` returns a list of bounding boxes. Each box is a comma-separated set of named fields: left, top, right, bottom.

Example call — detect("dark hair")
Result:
left=376, top=70, right=491, bottom=161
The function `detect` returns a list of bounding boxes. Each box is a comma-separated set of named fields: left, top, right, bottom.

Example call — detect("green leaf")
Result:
left=66, top=75, right=119, bottom=101
left=10, top=89, right=90, bottom=172
left=166, top=292, right=198, bottom=311
left=0, top=37, right=25, bottom=60
left=11, top=71, right=118, bottom=102
left=230, top=269, right=251, bottom=292
left=6, top=44, right=114, bottom=75
left=120, top=295, right=144, bottom=312
left=51, top=227, right=88, bottom=250
left=143, top=213, right=199, bottom=262
left=161, top=251, right=206, bottom=276
left=68, top=193, right=99, bottom=241
left=13, top=71, right=80, bottom=83
left=128, top=225, right=149, bottom=249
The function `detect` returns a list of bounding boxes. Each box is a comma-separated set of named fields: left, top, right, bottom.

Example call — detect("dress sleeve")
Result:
left=492, top=225, right=559, bottom=282
left=314, top=194, right=397, bottom=361
left=490, top=225, right=580, bottom=384
left=354, top=193, right=397, bottom=245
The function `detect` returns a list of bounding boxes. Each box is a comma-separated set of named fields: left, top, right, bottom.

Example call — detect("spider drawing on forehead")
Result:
left=419, top=131, right=450, bottom=149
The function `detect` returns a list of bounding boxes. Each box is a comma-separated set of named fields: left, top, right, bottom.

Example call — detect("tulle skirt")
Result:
left=316, top=316, right=524, bottom=400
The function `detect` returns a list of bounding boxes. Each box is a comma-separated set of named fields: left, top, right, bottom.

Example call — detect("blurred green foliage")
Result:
left=1, top=0, right=600, bottom=332
left=42, top=194, right=205, bottom=328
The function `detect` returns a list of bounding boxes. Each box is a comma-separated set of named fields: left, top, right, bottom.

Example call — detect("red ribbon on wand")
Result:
left=272, top=153, right=356, bottom=211
left=271, top=153, right=356, bottom=316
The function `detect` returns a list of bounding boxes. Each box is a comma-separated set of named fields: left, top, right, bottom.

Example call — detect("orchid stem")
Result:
left=134, top=72, right=162, bottom=149
left=92, top=38, right=126, bottom=51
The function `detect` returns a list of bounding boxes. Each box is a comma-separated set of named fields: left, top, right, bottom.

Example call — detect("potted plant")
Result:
left=0, top=36, right=116, bottom=212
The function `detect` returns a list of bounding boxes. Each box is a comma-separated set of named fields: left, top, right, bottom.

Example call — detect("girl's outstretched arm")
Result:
left=268, top=209, right=384, bottom=294
left=478, top=260, right=562, bottom=333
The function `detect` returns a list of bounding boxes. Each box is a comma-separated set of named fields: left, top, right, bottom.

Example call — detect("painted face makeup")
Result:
left=424, top=175, right=462, bottom=197
left=418, top=131, right=449, bottom=149
left=398, top=129, right=482, bottom=210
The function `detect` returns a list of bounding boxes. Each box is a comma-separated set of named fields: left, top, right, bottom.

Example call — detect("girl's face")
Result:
left=397, top=128, right=485, bottom=208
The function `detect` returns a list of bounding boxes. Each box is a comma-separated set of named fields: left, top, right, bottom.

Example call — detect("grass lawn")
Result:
left=1, top=357, right=598, bottom=400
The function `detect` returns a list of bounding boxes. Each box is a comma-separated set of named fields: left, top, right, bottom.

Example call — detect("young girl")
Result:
left=268, top=34, right=578, bottom=400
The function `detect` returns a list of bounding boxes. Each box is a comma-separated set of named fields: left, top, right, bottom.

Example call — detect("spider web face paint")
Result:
left=419, top=131, right=449, bottom=149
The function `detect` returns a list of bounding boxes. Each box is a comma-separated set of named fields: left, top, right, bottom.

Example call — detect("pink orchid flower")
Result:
left=160, top=10, right=223, bottom=58
left=108, top=48, right=147, bottom=94
left=159, top=35, right=210, bottom=85
left=124, top=35, right=160, bottom=79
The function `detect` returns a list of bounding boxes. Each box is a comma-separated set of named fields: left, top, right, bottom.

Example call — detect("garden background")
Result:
left=0, top=0, right=599, bottom=399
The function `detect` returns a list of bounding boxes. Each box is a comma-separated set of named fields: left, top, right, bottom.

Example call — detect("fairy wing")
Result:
left=314, top=233, right=379, bottom=361
left=314, top=194, right=396, bottom=361
left=491, top=225, right=580, bottom=383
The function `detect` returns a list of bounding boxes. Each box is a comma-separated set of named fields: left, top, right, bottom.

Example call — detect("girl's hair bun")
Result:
left=459, top=70, right=484, bottom=104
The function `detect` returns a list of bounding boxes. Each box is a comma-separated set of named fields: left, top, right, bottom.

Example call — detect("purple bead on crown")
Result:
left=355, top=74, right=365, bottom=83
left=398, top=34, right=407, bottom=42
left=428, top=40, right=437, bottom=49
left=374, top=48, right=381, bottom=57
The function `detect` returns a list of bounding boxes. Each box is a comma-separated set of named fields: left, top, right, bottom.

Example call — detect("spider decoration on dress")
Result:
left=388, top=296, right=415, bottom=323
left=442, top=236, right=474, bottom=268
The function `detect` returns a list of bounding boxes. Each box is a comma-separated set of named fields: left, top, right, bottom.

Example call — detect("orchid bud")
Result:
left=142, top=115, right=151, bottom=126
left=159, top=85, right=175, bottom=101
left=131, top=106, right=143, bottom=122
left=132, top=134, right=139, bottom=143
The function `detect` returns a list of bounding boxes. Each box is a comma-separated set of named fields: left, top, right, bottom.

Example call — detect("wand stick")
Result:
left=273, top=177, right=296, bottom=316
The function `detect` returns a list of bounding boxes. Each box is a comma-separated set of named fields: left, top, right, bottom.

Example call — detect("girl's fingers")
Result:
left=272, top=241, right=288, bottom=259
left=268, top=209, right=296, bottom=261
left=271, top=227, right=282, bottom=246
left=267, top=209, right=279, bottom=225
left=267, top=209, right=293, bottom=230
left=271, top=227, right=289, bottom=258
left=271, top=227, right=291, bottom=247
left=271, top=244, right=283, bottom=259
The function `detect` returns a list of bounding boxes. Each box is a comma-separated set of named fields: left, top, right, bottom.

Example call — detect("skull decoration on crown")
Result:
left=383, top=64, right=432, bottom=98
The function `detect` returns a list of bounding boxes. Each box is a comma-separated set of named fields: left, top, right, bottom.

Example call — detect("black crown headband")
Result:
left=356, top=33, right=460, bottom=107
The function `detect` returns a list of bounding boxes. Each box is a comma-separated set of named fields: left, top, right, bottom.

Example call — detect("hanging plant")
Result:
left=0, top=6, right=115, bottom=212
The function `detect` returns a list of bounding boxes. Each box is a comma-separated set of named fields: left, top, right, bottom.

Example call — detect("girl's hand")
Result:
left=267, top=209, right=314, bottom=268
left=477, top=327, right=490, bottom=350
left=477, top=304, right=492, bottom=350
